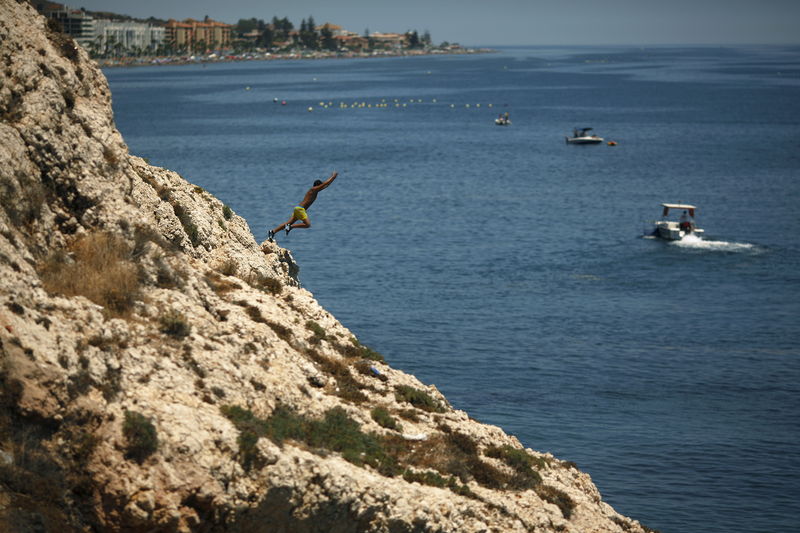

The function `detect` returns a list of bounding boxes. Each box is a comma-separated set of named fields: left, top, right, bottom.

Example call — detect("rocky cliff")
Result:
left=0, top=1, right=653, bottom=532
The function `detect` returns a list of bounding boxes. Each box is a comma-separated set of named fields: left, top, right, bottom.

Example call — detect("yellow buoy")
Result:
left=307, top=107, right=313, bottom=112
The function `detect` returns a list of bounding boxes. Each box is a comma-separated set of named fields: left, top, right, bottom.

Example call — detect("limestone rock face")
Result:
left=0, top=1, right=651, bottom=532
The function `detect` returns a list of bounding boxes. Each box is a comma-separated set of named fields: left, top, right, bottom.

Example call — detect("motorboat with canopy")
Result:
left=652, top=203, right=704, bottom=240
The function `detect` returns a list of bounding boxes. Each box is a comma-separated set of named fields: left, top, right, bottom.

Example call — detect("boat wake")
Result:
left=671, top=234, right=757, bottom=253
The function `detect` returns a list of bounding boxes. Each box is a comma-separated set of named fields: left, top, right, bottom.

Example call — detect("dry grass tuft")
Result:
left=39, top=231, right=140, bottom=317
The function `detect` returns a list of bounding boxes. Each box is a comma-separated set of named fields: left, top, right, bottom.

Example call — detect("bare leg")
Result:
left=271, top=216, right=296, bottom=235
left=288, top=218, right=311, bottom=231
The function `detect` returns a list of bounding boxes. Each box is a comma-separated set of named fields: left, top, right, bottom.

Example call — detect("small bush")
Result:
left=154, top=255, right=183, bottom=289
left=535, top=485, right=576, bottom=519
left=172, top=203, right=200, bottom=247
left=484, top=445, right=543, bottom=488
left=122, top=410, right=158, bottom=463
left=395, top=385, right=445, bottom=413
left=260, top=319, right=291, bottom=343
left=396, top=409, right=420, bottom=422
left=306, top=320, right=326, bottom=344
left=248, top=272, right=282, bottom=295
left=306, top=349, right=368, bottom=404
left=205, top=271, right=241, bottom=295
left=345, top=337, right=385, bottom=362
left=403, top=469, right=449, bottom=488
left=222, top=205, right=233, bottom=220
left=244, top=304, right=267, bottom=324
left=159, top=309, right=192, bottom=338
left=371, top=407, right=400, bottom=431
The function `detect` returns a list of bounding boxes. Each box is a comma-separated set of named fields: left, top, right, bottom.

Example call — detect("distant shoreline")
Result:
left=95, top=47, right=495, bottom=68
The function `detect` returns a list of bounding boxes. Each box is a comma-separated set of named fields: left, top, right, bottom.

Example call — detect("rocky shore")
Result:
left=0, top=1, right=654, bottom=531
left=94, top=46, right=494, bottom=69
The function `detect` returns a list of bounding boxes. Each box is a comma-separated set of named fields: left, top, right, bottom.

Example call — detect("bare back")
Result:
left=299, top=187, right=320, bottom=209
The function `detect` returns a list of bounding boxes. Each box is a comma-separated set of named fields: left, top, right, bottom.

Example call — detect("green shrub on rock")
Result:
left=122, top=410, right=158, bottom=463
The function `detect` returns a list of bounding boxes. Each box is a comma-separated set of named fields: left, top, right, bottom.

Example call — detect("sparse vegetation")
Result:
left=205, top=271, right=241, bottom=295
left=0, top=175, right=46, bottom=227
left=171, top=203, right=200, bottom=246
left=484, top=444, right=543, bottom=490
left=348, top=337, right=385, bottom=362
left=222, top=205, right=233, bottom=220
left=382, top=431, right=515, bottom=492
left=394, top=385, right=445, bottom=413
left=122, top=410, right=158, bottom=463
left=535, top=485, right=576, bottom=519
left=331, top=337, right=385, bottom=362
left=158, top=309, right=192, bottom=338
left=402, top=470, right=474, bottom=496
left=221, top=405, right=398, bottom=475
left=371, top=406, right=401, bottom=431
left=244, top=304, right=267, bottom=323
left=352, top=359, right=389, bottom=382
left=306, top=348, right=369, bottom=404
left=305, top=320, right=326, bottom=344
left=265, top=319, right=292, bottom=343
left=247, top=272, right=282, bottom=295
left=154, top=255, right=183, bottom=288
left=39, top=231, right=140, bottom=317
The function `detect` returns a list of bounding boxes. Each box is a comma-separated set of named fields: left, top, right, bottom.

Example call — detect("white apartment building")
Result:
left=35, top=2, right=165, bottom=54
left=93, top=19, right=165, bottom=54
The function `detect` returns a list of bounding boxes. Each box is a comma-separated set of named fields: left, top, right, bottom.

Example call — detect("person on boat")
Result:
left=679, top=210, right=693, bottom=233
left=268, top=171, right=338, bottom=241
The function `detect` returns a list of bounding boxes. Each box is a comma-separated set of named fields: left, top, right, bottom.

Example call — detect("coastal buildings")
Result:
left=33, top=1, right=164, bottom=53
left=92, top=19, right=165, bottom=54
left=164, top=17, right=233, bottom=52
left=32, top=1, right=450, bottom=59
left=32, top=1, right=94, bottom=46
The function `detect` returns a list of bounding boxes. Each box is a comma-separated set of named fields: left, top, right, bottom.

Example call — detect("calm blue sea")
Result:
left=105, top=46, right=800, bottom=533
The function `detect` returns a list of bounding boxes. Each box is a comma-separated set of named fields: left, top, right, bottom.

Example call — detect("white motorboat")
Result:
left=566, top=127, right=603, bottom=144
left=652, top=203, right=704, bottom=240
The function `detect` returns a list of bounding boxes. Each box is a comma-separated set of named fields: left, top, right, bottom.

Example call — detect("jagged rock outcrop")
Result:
left=0, top=1, right=653, bottom=532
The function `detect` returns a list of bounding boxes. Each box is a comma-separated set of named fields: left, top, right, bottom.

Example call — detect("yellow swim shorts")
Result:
left=293, top=206, right=308, bottom=220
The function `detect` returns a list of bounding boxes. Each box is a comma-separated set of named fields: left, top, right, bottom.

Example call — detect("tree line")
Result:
left=233, top=15, right=433, bottom=52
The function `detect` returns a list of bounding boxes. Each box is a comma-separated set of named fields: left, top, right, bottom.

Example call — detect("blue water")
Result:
left=105, top=46, right=800, bottom=533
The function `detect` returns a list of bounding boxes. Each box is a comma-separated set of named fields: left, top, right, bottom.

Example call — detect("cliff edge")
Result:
left=0, top=1, right=653, bottom=532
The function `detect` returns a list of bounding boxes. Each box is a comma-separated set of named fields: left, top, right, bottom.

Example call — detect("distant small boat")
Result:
left=495, top=113, right=511, bottom=126
left=566, top=127, right=603, bottom=144
left=652, top=203, right=705, bottom=240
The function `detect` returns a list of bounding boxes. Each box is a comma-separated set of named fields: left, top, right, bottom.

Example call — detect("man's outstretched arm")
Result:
left=314, top=171, right=338, bottom=191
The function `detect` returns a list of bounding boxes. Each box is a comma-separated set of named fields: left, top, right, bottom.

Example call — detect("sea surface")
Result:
left=105, top=46, right=800, bottom=533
